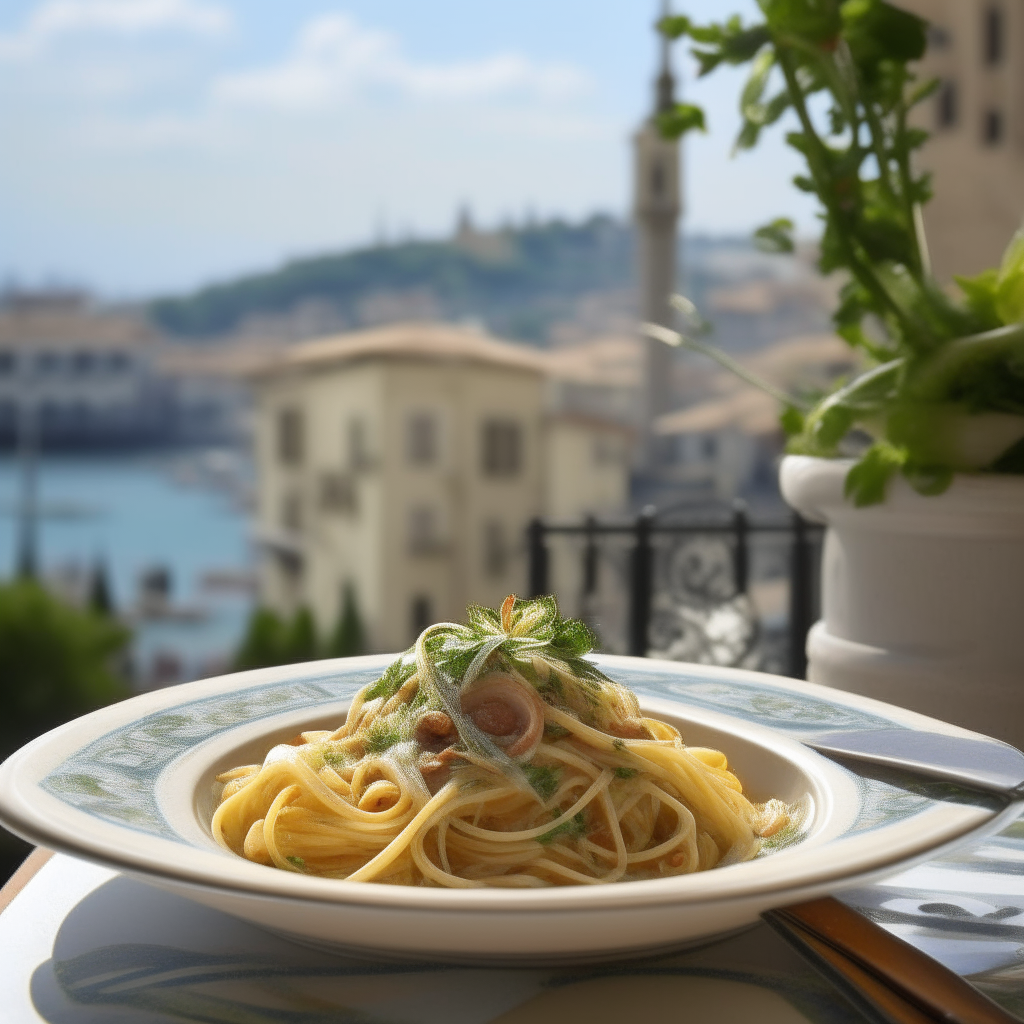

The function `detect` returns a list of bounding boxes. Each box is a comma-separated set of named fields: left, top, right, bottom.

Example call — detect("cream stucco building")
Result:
left=898, top=0, right=1024, bottom=278
left=252, top=323, right=631, bottom=651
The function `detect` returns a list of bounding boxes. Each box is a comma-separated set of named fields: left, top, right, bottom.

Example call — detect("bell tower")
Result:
left=634, top=1, right=681, bottom=453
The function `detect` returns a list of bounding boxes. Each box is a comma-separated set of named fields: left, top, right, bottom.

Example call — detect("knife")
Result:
left=802, top=730, right=1024, bottom=799
left=765, top=896, right=1019, bottom=1024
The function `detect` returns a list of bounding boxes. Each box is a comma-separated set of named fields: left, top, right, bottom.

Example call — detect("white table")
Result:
left=2, top=823, right=1024, bottom=1024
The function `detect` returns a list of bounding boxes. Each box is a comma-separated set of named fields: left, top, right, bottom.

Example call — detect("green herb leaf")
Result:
left=614, top=766, right=639, bottom=779
left=656, top=103, right=706, bottom=140
left=524, top=765, right=561, bottom=801
left=364, top=720, right=403, bottom=754
left=537, top=810, right=587, bottom=845
left=996, top=230, right=1024, bottom=326
left=955, top=270, right=1002, bottom=330
left=780, top=405, right=805, bottom=437
left=363, top=651, right=417, bottom=702
left=286, top=856, right=306, bottom=869
left=844, top=443, right=907, bottom=507
left=753, top=217, right=795, bottom=254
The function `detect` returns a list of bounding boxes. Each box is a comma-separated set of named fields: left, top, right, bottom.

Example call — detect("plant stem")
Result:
left=642, top=322, right=804, bottom=408
left=775, top=47, right=919, bottom=342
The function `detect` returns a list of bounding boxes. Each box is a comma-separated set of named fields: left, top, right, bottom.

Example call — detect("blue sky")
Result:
left=0, top=0, right=818, bottom=297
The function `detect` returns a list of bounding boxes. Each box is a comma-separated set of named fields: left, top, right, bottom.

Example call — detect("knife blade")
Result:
left=802, top=730, right=1024, bottom=799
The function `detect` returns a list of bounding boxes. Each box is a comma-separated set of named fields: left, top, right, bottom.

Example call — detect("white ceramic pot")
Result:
left=780, top=455, right=1024, bottom=747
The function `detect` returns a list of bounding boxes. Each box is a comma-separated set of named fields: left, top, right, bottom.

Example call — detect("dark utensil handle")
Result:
left=764, top=897, right=1018, bottom=1024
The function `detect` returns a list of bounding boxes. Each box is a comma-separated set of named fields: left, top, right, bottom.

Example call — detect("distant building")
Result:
left=251, top=323, right=631, bottom=650
left=0, top=292, right=259, bottom=450
left=0, top=293, right=173, bottom=449
left=653, top=334, right=861, bottom=502
left=897, top=0, right=1024, bottom=278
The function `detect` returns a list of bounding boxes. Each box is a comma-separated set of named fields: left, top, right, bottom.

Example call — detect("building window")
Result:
left=73, top=351, right=95, bottom=373
left=410, top=595, right=433, bottom=639
left=481, top=419, right=522, bottom=477
left=408, top=505, right=441, bottom=554
left=319, top=472, right=357, bottom=515
left=936, top=80, right=957, bottom=128
left=349, top=417, right=372, bottom=470
left=984, top=5, right=1003, bottom=65
left=983, top=108, right=1004, bottom=145
left=406, top=412, right=437, bottom=465
left=702, top=435, right=718, bottom=460
left=928, top=25, right=951, bottom=50
left=483, top=520, right=507, bottom=577
left=281, top=491, right=303, bottom=532
left=277, top=407, right=304, bottom=466
left=0, top=352, right=14, bottom=375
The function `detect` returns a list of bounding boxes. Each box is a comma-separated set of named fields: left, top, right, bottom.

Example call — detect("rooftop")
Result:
left=655, top=333, right=861, bottom=437
left=256, top=321, right=549, bottom=378
left=0, top=303, right=158, bottom=350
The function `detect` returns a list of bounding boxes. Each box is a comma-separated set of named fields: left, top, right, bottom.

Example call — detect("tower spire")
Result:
left=655, top=0, right=675, bottom=115
left=634, top=0, right=683, bottom=469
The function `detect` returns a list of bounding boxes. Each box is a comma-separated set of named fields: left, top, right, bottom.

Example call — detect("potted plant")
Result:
left=654, top=0, right=1024, bottom=743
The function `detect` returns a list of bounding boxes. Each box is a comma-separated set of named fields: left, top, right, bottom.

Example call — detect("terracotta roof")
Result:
left=547, top=411, right=636, bottom=436
left=655, top=333, right=862, bottom=437
left=541, top=335, right=643, bottom=388
left=254, top=322, right=548, bottom=378
left=654, top=388, right=781, bottom=436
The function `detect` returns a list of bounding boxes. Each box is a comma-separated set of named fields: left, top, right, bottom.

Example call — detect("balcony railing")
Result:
left=526, top=504, right=823, bottom=678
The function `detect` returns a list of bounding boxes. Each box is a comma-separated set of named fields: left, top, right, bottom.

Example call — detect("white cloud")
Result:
left=0, top=0, right=231, bottom=59
left=213, top=13, right=590, bottom=111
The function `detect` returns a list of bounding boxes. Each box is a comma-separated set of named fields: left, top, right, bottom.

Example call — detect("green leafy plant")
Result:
left=656, top=0, right=1024, bottom=505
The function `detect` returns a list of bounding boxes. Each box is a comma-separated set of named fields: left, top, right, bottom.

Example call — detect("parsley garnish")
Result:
left=537, top=810, right=587, bottom=845
left=524, top=764, right=561, bottom=801
left=364, top=720, right=402, bottom=753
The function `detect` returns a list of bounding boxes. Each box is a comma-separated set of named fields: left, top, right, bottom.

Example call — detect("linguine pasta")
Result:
left=212, top=595, right=791, bottom=887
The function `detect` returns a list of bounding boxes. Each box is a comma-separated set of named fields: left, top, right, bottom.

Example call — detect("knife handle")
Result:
left=764, top=897, right=1018, bottom=1024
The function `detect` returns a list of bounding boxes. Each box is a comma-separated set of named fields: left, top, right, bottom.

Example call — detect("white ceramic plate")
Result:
left=0, top=655, right=1014, bottom=964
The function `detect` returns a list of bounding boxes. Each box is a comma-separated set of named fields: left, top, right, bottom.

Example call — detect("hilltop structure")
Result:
left=251, top=323, right=632, bottom=651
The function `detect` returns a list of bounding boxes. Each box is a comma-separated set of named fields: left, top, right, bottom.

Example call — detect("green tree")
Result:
left=233, top=608, right=288, bottom=670
left=327, top=583, right=364, bottom=657
left=0, top=580, right=129, bottom=752
left=283, top=606, right=319, bottom=663
left=88, top=559, right=114, bottom=615
left=0, top=580, right=129, bottom=883
left=233, top=605, right=324, bottom=669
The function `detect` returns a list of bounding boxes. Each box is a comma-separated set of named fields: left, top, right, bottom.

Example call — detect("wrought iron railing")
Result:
left=526, top=504, right=823, bottom=678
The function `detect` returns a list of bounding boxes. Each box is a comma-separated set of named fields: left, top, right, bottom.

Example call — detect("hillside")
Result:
left=149, top=216, right=635, bottom=343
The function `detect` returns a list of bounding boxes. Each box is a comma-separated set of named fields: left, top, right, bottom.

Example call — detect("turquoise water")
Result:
left=0, top=451, right=254, bottom=685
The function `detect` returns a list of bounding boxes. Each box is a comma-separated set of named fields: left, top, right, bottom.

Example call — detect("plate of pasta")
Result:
left=0, top=596, right=1010, bottom=963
